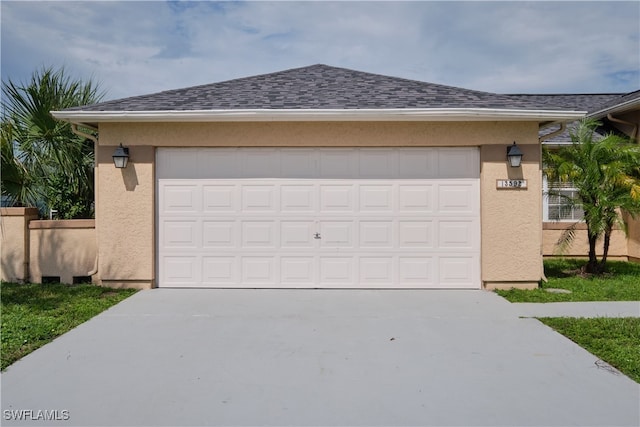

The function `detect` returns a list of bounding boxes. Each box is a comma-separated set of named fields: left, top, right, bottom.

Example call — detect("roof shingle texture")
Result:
left=587, top=90, right=640, bottom=116
left=66, top=64, right=577, bottom=112
left=506, top=93, right=623, bottom=113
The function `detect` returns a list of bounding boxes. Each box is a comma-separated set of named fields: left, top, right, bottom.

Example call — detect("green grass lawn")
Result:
left=1, top=282, right=137, bottom=370
left=539, top=317, right=640, bottom=383
left=496, top=258, right=640, bottom=302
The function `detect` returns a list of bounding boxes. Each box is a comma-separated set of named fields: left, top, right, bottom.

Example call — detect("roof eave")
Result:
left=51, top=108, right=586, bottom=124
left=587, top=98, right=640, bottom=119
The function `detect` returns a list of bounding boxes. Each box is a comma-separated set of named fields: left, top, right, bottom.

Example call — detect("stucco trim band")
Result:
left=29, top=220, right=95, bottom=230
left=0, top=207, right=39, bottom=217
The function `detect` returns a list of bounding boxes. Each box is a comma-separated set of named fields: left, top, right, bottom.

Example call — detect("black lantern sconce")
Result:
left=506, top=142, right=523, bottom=167
left=112, top=144, right=130, bottom=168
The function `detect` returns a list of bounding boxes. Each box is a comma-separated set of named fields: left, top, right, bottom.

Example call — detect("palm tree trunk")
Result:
left=586, top=231, right=599, bottom=274
left=599, top=227, right=612, bottom=273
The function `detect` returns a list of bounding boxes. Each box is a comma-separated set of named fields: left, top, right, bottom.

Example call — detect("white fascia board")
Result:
left=51, top=108, right=587, bottom=123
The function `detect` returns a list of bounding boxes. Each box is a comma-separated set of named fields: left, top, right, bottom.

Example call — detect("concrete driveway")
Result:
left=2, top=289, right=639, bottom=426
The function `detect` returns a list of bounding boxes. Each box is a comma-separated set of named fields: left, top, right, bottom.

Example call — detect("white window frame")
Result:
left=542, top=176, right=584, bottom=222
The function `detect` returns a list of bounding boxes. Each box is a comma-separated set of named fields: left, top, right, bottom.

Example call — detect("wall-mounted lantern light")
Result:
left=112, top=144, right=129, bottom=168
left=506, top=142, right=523, bottom=167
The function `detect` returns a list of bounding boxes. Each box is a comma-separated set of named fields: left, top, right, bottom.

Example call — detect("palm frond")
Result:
left=1, top=66, right=103, bottom=217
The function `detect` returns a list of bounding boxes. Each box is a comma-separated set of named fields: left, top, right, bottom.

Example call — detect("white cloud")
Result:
left=1, top=1, right=638, bottom=101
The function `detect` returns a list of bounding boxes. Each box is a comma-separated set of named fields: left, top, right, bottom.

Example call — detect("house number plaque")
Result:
left=496, top=179, right=527, bottom=189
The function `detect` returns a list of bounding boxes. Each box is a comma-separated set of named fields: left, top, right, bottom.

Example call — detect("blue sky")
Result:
left=2, top=1, right=639, bottom=101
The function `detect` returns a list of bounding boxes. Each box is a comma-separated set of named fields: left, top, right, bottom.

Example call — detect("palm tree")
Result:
left=1, top=66, right=104, bottom=217
left=1, top=121, right=34, bottom=206
left=543, top=119, right=640, bottom=274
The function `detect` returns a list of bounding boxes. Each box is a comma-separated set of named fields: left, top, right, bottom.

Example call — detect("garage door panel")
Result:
left=280, top=149, right=317, bottom=178
left=281, top=221, right=315, bottom=248
left=439, top=256, right=478, bottom=285
left=319, top=221, right=354, bottom=248
left=358, top=149, right=396, bottom=178
left=158, top=147, right=480, bottom=288
left=319, top=257, right=355, bottom=284
left=399, top=257, right=434, bottom=284
left=438, top=184, right=478, bottom=213
left=241, top=221, right=276, bottom=248
left=399, top=221, right=434, bottom=248
left=320, top=185, right=355, bottom=212
left=162, top=220, right=199, bottom=248
left=242, top=185, right=277, bottom=212
left=398, top=150, right=438, bottom=178
left=438, top=148, right=479, bottom=179
left=438, top=221, right=477, bottom=249
left=398, top=185, right=434, bottom=212
left=359, top=185, right=393, bottom=212
left=281, top=257, right=315, bottom=284
left=202, top=257, right=237, bottom=284
left=359, top=221, right=393, bottom=248
left=202, top=221, right=235, bottom=248
left=198, top=149, right=239, bottom=178
left=157, top=149, right=199, bottom=179
left=319, top=149, right=356, bottom=178
left=242, top=257, right=276, bottom=284
left=203, top=185, right=237, bottom=212
left=242, top=149, right=280, bottom=178
left=359, top=257, right=393, bottom=283
left=162, top=256, right=198, bottom=286
left=281, top=185, right=315, bottom=212
left=162, top=184, right=200, bottom=214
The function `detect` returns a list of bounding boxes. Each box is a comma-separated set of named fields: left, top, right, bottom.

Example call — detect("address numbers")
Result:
left=496, top=179, right=527, bottom=189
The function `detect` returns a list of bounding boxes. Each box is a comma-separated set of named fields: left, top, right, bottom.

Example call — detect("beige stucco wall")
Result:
left=29, top=220, right=97, bottom=284
left=97, top=120, right=543, bottom=289
left=542, top=224, right=628, bottom=260
left=96, top=144, right=155, bottom=289
left=626, top=215, right=640, bottom=262
left=100, top=121, right=536, bottom=148
left=480, top=143, right=542, bottom=290
left=1, top=207, right=39, bottom=282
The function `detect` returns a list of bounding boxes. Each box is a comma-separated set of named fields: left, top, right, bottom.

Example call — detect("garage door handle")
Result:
left=314, top=233, right=321, bottom=239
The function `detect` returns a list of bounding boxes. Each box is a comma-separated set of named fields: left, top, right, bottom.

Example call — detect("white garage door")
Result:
left=157, top=148, right=480, bottom=288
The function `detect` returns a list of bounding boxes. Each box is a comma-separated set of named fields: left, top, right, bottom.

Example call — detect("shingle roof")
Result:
left=587, top=90, right=640, bottom=118
left=506, top=93, right=623, bottom=113
left=66, top=64, right=578, bottom=112
left=524, top=91, right=640, bottom=143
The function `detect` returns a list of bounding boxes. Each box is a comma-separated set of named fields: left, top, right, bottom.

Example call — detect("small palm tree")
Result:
left=1, top=66, right=104, bottom=217
left=543, top=119, right=640, bottom=274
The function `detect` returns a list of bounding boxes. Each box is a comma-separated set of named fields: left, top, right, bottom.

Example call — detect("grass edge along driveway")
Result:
left=1, top=282, right=137, bottom=370
left=539, top=317, right=640, bottom=384
left=497, top=259, right=640, bottom=384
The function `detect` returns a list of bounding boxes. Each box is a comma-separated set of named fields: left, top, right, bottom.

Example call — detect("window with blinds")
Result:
left=543, top=178, right=584, bottom=222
